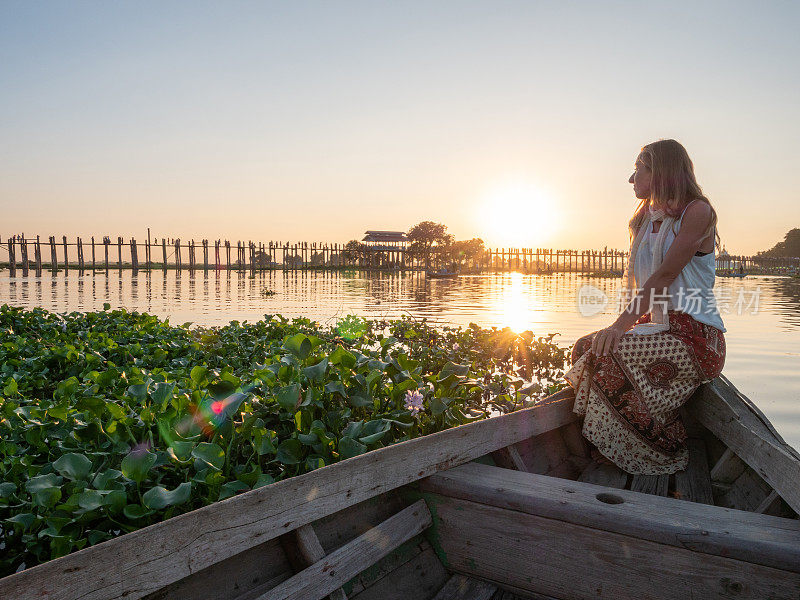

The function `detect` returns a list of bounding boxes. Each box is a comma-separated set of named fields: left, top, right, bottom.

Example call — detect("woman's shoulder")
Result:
left=679, top=199, right=712, bottom=224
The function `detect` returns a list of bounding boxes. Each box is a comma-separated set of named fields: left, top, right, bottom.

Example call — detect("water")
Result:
left=2, top=269, right=799, bottom=450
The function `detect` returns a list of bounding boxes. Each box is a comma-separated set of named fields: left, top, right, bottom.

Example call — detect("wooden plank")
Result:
left=0, top=392, right=576, bottom=600
left=629, top=474, right=669, bottom=496
left=312, top=492, right=407, bottom=554
left=420, top=462, right=800, bottom=573
left=142, top=537, right=291, bottom=600
left=710, top=448, right=747, bottom=484
left=689, top=378, right=800, bottom=513
left=491, top=444, right=528, bottom=472
left=348, top=543, right=449, bottom=600
left=674, top=438, right=714, bottom=504
left=577, top=461, right=628, bottom=489
left=720, top=468, right=773, bottom=512
left=432, top=574, right=497, bottom=600
left=756, top=490, right=782, bottom=515
left=283, top=525, right=346, bottom=600
left=431, top=495, right=800, bottom=600
left=256, top=500, right=432, bottom=600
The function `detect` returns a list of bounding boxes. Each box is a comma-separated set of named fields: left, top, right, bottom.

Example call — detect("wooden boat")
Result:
left=2, top=374, right=799, bottom=600
left=426, top=270, right=459, bottom=279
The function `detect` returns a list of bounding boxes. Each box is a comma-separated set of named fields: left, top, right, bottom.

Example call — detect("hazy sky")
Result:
left=2, top=1, right=798, bottom=254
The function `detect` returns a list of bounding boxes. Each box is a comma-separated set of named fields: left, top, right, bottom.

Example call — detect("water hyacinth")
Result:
left=0, top=305, right=567, bottom=574
left=403, top=389, right=425, bottom=415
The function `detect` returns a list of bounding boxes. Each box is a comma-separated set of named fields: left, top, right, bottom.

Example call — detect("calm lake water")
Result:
left=2, top=269, right=799, bottom=451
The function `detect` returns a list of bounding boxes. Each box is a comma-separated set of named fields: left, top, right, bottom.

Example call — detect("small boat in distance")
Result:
left=426, top=268, right=459, bottom=279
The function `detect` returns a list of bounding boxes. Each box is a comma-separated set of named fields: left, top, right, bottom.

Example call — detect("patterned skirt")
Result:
left=565, top=311, right=725, bottom=475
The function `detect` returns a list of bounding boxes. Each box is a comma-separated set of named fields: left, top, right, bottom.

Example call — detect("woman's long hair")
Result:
left=628, top=139, right=720, bottom=249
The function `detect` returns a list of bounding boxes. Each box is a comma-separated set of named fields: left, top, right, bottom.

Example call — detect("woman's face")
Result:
left=628, top=154, right=652, bottom=200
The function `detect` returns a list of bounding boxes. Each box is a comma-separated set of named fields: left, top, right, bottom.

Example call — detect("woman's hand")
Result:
left=590, top=324, right=626, bottom=357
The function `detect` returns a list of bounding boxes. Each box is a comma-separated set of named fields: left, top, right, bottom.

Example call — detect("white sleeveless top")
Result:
left=634, top=207, right=726, bottom=332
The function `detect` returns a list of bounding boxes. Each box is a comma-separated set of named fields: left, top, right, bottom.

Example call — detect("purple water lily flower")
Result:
left=403, top=389, right=424, bottom=416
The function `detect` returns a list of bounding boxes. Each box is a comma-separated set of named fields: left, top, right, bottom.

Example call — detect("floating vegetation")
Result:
left=582, top=270, right=623, bottom=278
left=0, top=305, right=566, bottom=573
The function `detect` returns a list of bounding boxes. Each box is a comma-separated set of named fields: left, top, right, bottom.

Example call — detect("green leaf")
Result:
left=6, top=512, right=36, bottom=530
left=302, top=357, right=328, bottom=382
left=430, top=396, right=450, bottom=416
left=25, top=473, right=63, bottom=493
left=53, top=452, right=93, bottom=480
left=283, top=333, right=312, bottom=359
left=358, top=419, right=390, bottom=444
left=324, top=381, right=347, bottom=398
left=276, top=384, right=301, bottom=412
left=254, top=428, right=277, bottom=455
left=191, top=442, right=226, bottom=470
left=33, top=486, right=62, bottom=508
left=127, top=383, right=148, bottom=402
left=151, top=382, right=176, bottom=411
left=3, top=377, right=18, bottom=396
left=123, top=504, right=154, bottom=519
left=276, top=438, right=303, bottom=464
left=218, top=480, right=249, bottom=500
left=0, top=482, right=16, bottom=498
left=190, top=365, right=209, bottom=387
left=121, top=450, right=157, bottom=483
left=76, top=489, right=106, bottom=511
left=338, top=436, right=367, bottom=460
left=142, top=482, right=192, bottom=509
left=348, top=395, right=372, bottom=408
left=329, top=345, right=356, bottom=369
left=440, top=362, right=470, bottom=378
left=92, top=469, right=123, bottom=490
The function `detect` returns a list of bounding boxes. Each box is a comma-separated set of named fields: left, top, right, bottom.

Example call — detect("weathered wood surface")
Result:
left=491, top=443, right=529, bottom=472
left=719, top=467, right=774, bottom=513
left=0, top=392, right=576, bottom=600
left=674, top=438, right=714, bottom=504
left=349, top=542, right=449, bottom=600
left=284, top=525, right=347, bottom=600
left=141, top=537, right=291, bottom=600
left=312, top=492, right=407, bottom=554
left=709, top=447, right=747, bottom=484
left=256, top=500, right=432, bottom=600
left=577, top=460, right=628, bottom=489
left=431, top=495, right=800, bottom=599
left=420, top=462, right=800, bottom=573
left=432, top=574, right=497, bottom=600
left=629, top=474, right=669, bottom=496
left=688, top=377, right=800, bottom=513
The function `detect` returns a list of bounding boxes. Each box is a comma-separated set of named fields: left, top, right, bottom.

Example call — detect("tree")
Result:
left=253, top=250, right=272, bottom=268
left=407, top=221, right=453, bottom=269
left=757, top=228, right=800, bottom=258
left=343, top=240, right=364, bottom=264
left=447, top=238, right=485, bottom=268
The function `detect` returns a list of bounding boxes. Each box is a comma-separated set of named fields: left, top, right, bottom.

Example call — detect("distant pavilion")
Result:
left=361, top=230, right=408, bottom=269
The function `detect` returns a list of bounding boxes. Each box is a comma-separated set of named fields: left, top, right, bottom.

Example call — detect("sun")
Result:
left=478, top=181, right=561, bottom=247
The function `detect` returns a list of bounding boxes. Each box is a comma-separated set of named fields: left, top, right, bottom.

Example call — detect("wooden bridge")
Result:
left=1, top=234, right=796, bottom=277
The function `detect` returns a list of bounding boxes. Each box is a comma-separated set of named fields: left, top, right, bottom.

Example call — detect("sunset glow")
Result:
left=478, top=182, right=562, bottom=248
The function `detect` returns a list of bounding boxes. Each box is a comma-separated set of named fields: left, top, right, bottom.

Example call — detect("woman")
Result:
left=565, top=139, right=726, bottom=475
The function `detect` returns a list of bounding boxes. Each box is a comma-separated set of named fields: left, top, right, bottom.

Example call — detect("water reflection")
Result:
left=1, top=269, right=799, bottom=449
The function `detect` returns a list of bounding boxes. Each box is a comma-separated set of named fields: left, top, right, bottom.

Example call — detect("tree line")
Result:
left=346, top=221, right=485, bottom=269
